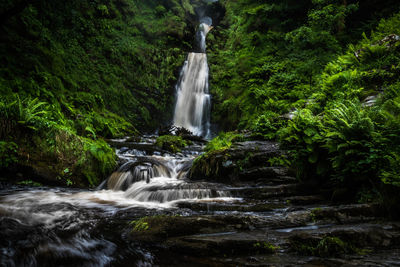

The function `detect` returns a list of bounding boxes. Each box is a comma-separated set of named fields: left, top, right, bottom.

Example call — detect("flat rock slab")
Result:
left=166, top=230, right=275, bottom=256
left=286, top=222, right=400, bottom=249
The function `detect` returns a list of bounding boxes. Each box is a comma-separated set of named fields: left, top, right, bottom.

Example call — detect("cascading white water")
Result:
left=198, top=22, right=212, bottom=53
left=105, top=156, right=231, bottom=203
left=173, top=20, right=212, bottom=137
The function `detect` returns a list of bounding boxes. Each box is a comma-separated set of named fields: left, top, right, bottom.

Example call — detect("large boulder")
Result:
left=188, top=141, right=284, bottom=183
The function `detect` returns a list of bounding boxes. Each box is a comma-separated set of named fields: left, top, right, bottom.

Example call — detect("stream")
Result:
left=1, top=136, right=400, bottom=266
left=0, top=136, right=239, bottom=266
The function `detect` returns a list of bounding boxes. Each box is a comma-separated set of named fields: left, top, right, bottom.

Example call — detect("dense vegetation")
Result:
left=0, top=0, right=200, bottom=186
left=205, top=0, right=400, bottom=209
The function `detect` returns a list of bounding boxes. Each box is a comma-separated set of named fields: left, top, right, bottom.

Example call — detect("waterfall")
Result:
left=107, top=160, right=171, bottom=191
left=103, top=157, right=230, bottom=203
left=102, top=15, right=221, bottom=203
left=173, top=18, right=212, bottom=137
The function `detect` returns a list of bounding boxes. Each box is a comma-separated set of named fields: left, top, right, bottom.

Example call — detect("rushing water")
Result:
left=0, top=135, right=238, bottom=266
left=173, top=18, right=212, bottom=137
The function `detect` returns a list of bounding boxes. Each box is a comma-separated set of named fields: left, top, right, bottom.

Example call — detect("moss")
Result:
left=310, top=207, right=323, bottom=222
left=189, top=150, right=230, bottom=180
left=155, top=135, right=189, bottom=153
left=17, top=180, right=42, bottom=187
left=290, top=235, right=362, bottom=257
left=130, top=217, right=150, bottom=232
left=204, top=131, right=244, bottom=153
left=252, top=242, right=279, bottom=254
left=0, top=141, right=18, bottom=168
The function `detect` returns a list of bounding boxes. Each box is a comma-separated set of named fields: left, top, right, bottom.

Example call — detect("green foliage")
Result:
left=0, top=91, right=117, bottom=186
left=291, top=236, right=362, bottom=257
left=130, top=218, right=150, bottom=232
left=39, top=127, right=117, bottom=187
left=204, top=132, right=244, bottom=153
left=155, top=135, right=189, bottom=153
left=17, top=180, right=42, bottom=187
left=1, top=0, right=194, bottom=132
left=15, top=97, right=48, bottom=130
left=0, top=141, right=18, bottom=168
left=279, top=109, right=328, bottom=180
left=279, top=100, right=400, bottom=189
left=268, top=10, right=400, bottom=211
left=323, top=101, right=376, bottom=181
left=0, top=0, right=197, bottom=186
left=0, top=95, right=49, bottom=136
left=252, top=242, right=279, bottom=253
left=208, top=0, right=400, bottom=137
left=82, top=138, right=117, bottom=186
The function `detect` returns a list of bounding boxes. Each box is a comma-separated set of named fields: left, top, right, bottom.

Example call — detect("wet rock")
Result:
left=119, top=147, right=130, bottom=154
left=189, top=141, right=284, bottom=183
left=0, top=218, right=45, bottom=266
left=229, top=184, right=303, bottom=199
left=284, top=195, right=326, bottom=205
left=108, top=140, right=169, bottom=154
left=176, top=201, right=285, bottom=212
left=288, top=223, right=400, bottom=256
left=309, top=203, right=387, bottom=223
left=167, top=232, right=277, bottom=256
left=128, top=215, right=249, bottom=243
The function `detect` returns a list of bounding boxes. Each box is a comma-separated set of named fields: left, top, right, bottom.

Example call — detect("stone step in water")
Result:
left=228, top=184, right=305, bottom=199
left=176, top=200, right=286, bottom=212
left=249, top=203, right=386, bottom=229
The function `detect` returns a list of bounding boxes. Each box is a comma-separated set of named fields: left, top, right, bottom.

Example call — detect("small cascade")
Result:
left=104, top=155, right=231, bottom=203
left=107, top=160, right=171, bottom=191
left=197, top=18, right=212, bottom=53
left=124, top=178, right=230, bottom=203
left=173, top=17, right=212, bottom=137
left=101, top=135, right=232, bottom=204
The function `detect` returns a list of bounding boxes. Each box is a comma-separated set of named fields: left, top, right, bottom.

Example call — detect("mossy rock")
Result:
left=290, top=234, right=363, bottom=257
left=129, top=215, right=227, bottom=242
left=155, top=135, right=191, bottom=153
left=189, top=140, right=282, bottom=183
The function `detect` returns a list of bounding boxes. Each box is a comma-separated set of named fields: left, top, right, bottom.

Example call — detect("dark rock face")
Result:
left=188, top=141, right=284, bottom=183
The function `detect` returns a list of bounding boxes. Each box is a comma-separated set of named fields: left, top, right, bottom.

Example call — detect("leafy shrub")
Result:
left=0, top=141, right=18, bottom=168
left=279, top=109, right=328, bottom=180
left=15, top=97, right=48, bottom=130
left=41, top=128, right=117, bottom=187
left=291, top=236, right=360, bottom=257
left=323, top=101, right=376, bottom=182
left=0, top=95, right=49, bottom=135
left=204, top=132, right=244, bottom=153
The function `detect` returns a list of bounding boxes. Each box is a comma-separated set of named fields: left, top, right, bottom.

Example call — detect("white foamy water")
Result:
left=173, top=18, right=212, bottom=137
left=123, top=177, right=230, bottom=203
left=173, top=53, right=211, bottom=136
left=0, top=177, right=235, bottom=228
left=198, top=22, right=212, bottom=52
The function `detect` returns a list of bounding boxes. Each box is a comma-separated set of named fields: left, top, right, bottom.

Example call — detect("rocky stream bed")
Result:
left=1, top=136, right=399, bottom=266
